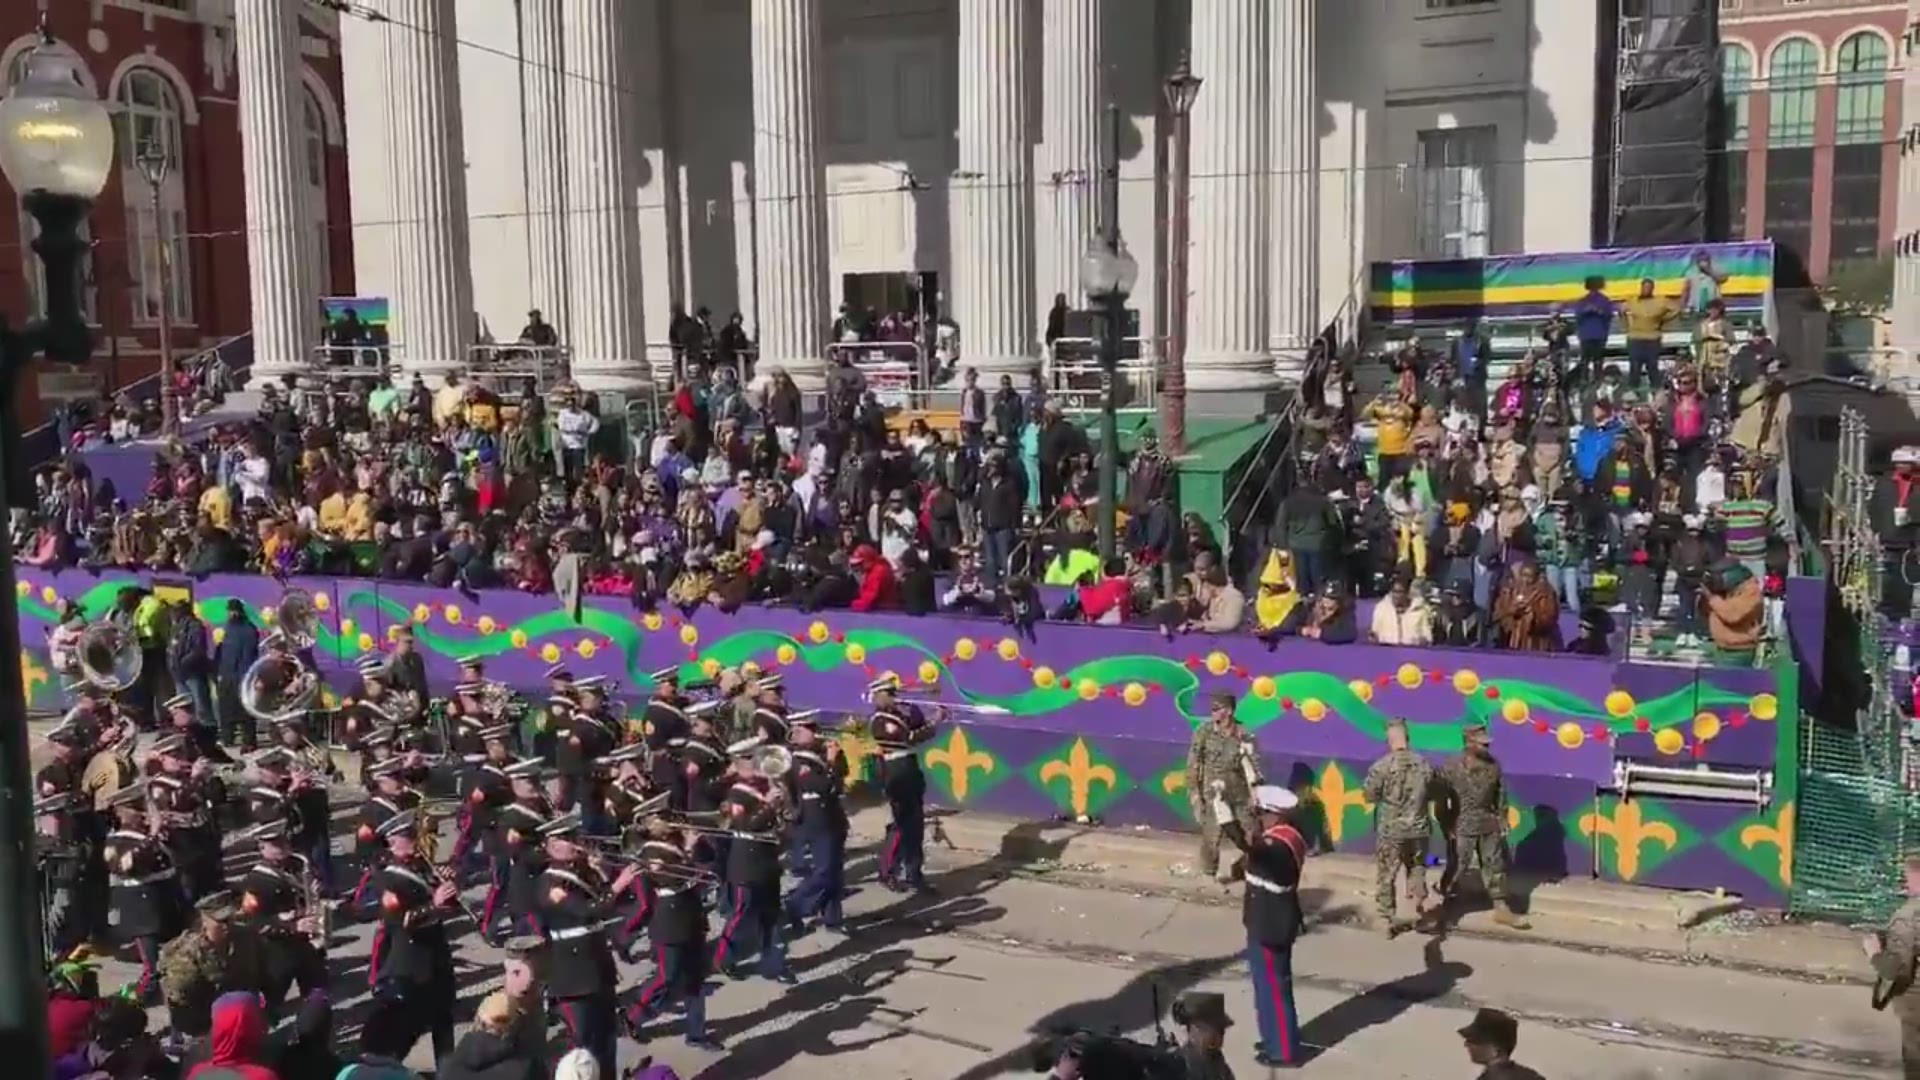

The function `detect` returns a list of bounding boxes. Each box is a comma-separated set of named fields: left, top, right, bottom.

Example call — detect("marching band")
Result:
left=35, top=586, right=951, bottom=1074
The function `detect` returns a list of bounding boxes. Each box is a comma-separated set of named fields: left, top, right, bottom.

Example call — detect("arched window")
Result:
left=1767, top=38, right=1819, bottom=148
left=302, top=88, right=332, bottom=295
left=7, top=47, right=96, bottom=323
left=115, top=66, right=193, bottom=324
left=1720, top=45, right=1753, bottom=146
left=1836, top=33, right=1889, bottom=144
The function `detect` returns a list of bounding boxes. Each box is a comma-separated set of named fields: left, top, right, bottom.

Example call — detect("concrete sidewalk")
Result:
left=861, top=804, right=1874, bottom=986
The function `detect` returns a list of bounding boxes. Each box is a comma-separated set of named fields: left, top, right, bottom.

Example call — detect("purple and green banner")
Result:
left=15, top=570, right=1800, bottom=905
left=1368, top=241, right=1774, bottom=325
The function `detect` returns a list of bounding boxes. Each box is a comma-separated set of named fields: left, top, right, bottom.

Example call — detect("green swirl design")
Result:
left=24, top=580, right=1776, bottom=750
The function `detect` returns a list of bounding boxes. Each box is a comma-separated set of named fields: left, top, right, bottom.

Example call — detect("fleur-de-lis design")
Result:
left=1038, top=738, right=1118, bottom=817
left=1579, top=800, right=1679, bottom=881
left=1313, top=762, right=1373, bottom=845
left=926, top=727, right=996, bottom=802
left=1739, top=802, right=1795, bottom=887
left=19, top=652, right=48, bottom=706
left=1161, top=771, right=1186, bottom=796
left=1505, top=805, right=1520, bottom=831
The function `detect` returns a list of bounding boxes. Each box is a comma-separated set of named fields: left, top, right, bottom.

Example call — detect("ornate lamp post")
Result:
left=1161, top=55, right=1202, bottom=457
left=135, top=137, right=177, bottom=438
left=0, top=28, right=114, bottom=1075
left=1079, top=105, right=1140, bottom=563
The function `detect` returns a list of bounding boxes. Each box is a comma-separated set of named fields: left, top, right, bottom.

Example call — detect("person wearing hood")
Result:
left=266, top=992, right=341, bottom=1080
left=849, top=543, right=898, bottom=612
left=54, top=997, right=164, bottom=1080
left=1671, top=515, right=1714, bottom=648
left=1705, top=560, right=1764, bottom=659
left=439, top=992, right=542, bottom=1080
left=1368, top=576, right=1433, bottom=646
left=185, top=991, right=277, bottom=1080
left=1572, top=400, right=1623, bottom=485
left=333, top=997, right=421, bottom=1080
left=1252, top=551, right=1299, bottom=634
left=1492, top=562, right=1563, bottom=653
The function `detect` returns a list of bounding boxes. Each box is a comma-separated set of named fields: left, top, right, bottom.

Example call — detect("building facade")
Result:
left=1718, top=0, right=1906, bottom=285
left=0, top=0, right=354, bottom=427
left=335, top=0, right=1603, bottom=393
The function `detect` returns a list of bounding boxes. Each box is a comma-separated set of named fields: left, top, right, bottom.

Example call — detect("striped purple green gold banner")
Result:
left=1368, top=241, right=1774, bottom=326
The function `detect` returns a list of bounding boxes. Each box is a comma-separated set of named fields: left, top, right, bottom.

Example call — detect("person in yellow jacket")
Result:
left=1253, top=549, right=1301, bottom=633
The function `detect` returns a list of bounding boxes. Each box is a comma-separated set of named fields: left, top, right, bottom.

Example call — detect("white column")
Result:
left=750, top=0, right=830, bottom=391
left=1037, top=0, right=1103, bottom=346
left=562, top=0, right=649, bottom=391
left=1269, top=0, right=1317, bottom=382
left=381, top=0, right=474, bottom=382
left=235, top=0, right=318, bottom=378
left=1186, top=0, right=1274, bottom=391
left=952, top=0, right=1036, bottom=373
left=521, top=0, right=569, bottom=336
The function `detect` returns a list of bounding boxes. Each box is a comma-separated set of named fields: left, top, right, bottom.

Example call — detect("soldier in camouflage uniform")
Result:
left=1865, top=857, right=1920, bottom=1074
left=1362, top=718, right=1436, bottom=936
left=158, top=891, right=268, bottom=1038
left=1436, top=722, right=1529, bottom=929
left=1186, top=693, right=1258, bottom=883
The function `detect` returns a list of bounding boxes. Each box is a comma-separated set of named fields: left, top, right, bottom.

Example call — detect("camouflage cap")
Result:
left=1463, top=721, right=1492, bottom=745
left=195, top=891, right=241, bottom=921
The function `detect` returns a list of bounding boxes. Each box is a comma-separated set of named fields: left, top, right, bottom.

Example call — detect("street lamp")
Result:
left=1161, top=54, right=1202, bottom=458
left=1079, top=103, right=1139, bottom=563
left=0, top=28, right=113, bottom=1078
left=134, top=137, right=177, bottom=438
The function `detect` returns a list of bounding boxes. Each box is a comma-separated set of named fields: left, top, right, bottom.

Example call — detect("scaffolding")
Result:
left=1609, top=0, right=1719, bottom=244
left=1792, top=408, right=1910, bottom=921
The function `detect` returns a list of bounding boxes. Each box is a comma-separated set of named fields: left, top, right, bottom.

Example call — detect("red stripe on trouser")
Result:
left=713, top=886, right=747, bottom=967
left=350, top=868, right=372, bottom=906
left=638, top=944, right=669, bottom=1008
left=559, top=1001, right=578, bottom=1039
left=1262, top=945, right=1292, bottom=1061
left=480, top=883, right=501, bottom=930
left=135, top=939, right=154, bottom=996
left=369, top=927, right=386, bottom=988
left=621, top=891, right=653, bottom=936
left=880, top=827, right=901, bottom=877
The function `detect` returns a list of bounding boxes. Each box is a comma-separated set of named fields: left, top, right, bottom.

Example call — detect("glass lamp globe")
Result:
left=0, top=40, right=115, bottom=200
left=1080, top=240, right=1141, bottom=301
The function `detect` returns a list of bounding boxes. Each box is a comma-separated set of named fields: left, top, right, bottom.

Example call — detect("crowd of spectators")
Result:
left=1255, top=275, right=1791, bottom=663
left=16, top=275, right=1793, bottom=666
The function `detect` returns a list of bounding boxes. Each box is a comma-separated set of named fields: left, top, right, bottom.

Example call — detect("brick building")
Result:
left=1719, top=0, right=1906, bottom=283
left=0, top=0, right=353, bottom=427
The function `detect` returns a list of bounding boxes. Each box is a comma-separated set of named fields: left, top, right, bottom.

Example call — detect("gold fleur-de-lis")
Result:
left=1038, top=738, right=1118, bottom=817
left=19, top=652, right=48, bottom=705
left=835, top=728, right=882, bottom=785
left=1505, top=805, right=1521, bottom=831
left=1161, top=771, right=1186, bottom=796
left=1739, top=802, right=1795, bottom=887
left=925, top=727, right=996, bottom=802
left=1313, top=762, right=1373, bottom=845
left=1579, top=800, right=1679, bottom=881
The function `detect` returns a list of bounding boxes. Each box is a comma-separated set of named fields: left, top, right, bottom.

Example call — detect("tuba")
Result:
left=240, top=590, right=324, bottom=724
left=77, top=623, right=142, bottom=693
left=274, top=589, right=321, bottom=650
left=751, top=744, right=793, bottom=780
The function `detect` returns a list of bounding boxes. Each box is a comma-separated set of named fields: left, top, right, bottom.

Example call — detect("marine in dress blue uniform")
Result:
left=1217, top=784, right=1310, bottom=1068
left=366, top=808, right=460, bottom=1060
left=623, top=820, right=719, bottom=1048
left=102, top=781, right=184, bottom=1002
left=869, top=678, right=939, bottom=891
left=234, top=818, right=325, bottom=1019
left=495, top=762, right=553, bottom=939
left=709, top=763, right=796, bottom=983
left=538, top=809, right=642, bottom=1078
left=783, top=711, right=847, bottom=931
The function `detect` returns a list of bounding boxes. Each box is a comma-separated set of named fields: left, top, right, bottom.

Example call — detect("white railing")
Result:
left=465, top=343, right=570, bottom=390
left=828, top=341, right=928, bottom=408
left=1043, top=336, right=1157, bottom=415
left=309, top=343, right=395, bottom=378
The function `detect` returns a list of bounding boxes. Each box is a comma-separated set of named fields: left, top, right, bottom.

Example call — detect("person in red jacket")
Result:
left=850, top=544, right=897, bottom=611
left=1074, top=558, right=1133, bottom=624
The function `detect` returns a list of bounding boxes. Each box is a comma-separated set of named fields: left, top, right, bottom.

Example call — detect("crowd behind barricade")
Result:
left=19, top=274, right=1797, bottom=669
left=1261, top=274, right=1793, bottom=664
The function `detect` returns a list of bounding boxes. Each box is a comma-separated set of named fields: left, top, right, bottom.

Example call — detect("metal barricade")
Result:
left=1044, top=336, right=1157, bottom=416
left=309, top=343, right=393, bottom=380
left=828, top=341, right=927, bottom=409
left=465, top=343, right=570, bottom=393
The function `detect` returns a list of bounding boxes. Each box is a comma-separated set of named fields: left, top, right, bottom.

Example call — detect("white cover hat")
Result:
left=1253, top=785, right=1299, bottom=812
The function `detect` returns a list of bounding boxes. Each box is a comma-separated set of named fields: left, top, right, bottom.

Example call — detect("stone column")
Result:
left=562, top=0, right=649, bottom=391
left=951, top=0, right=1036, bottom=373
left=381, top=0, right=474, bottom=382
left=1269, top=0, right=1317, bottom=381
left=521, top=0, right=569, bottom=336
left=750, top=0, right=830, bottom=390
left=235, top=0, right=318, bottom=378
left=1037, top=0, right=1103, bottom=347
left=1185, top=0, right=1273, bottom=391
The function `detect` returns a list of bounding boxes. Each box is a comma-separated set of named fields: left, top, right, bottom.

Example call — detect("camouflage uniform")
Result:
left=1185, top=721, right=1256, bottom=880
left=1437, top=750, right=1511, bottom=903
left=158, top=922, right=269, bottom=1036
left=1363, top=746, right=1435, bottom=923
left=1872, top=896, right=1920, bottom=1072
